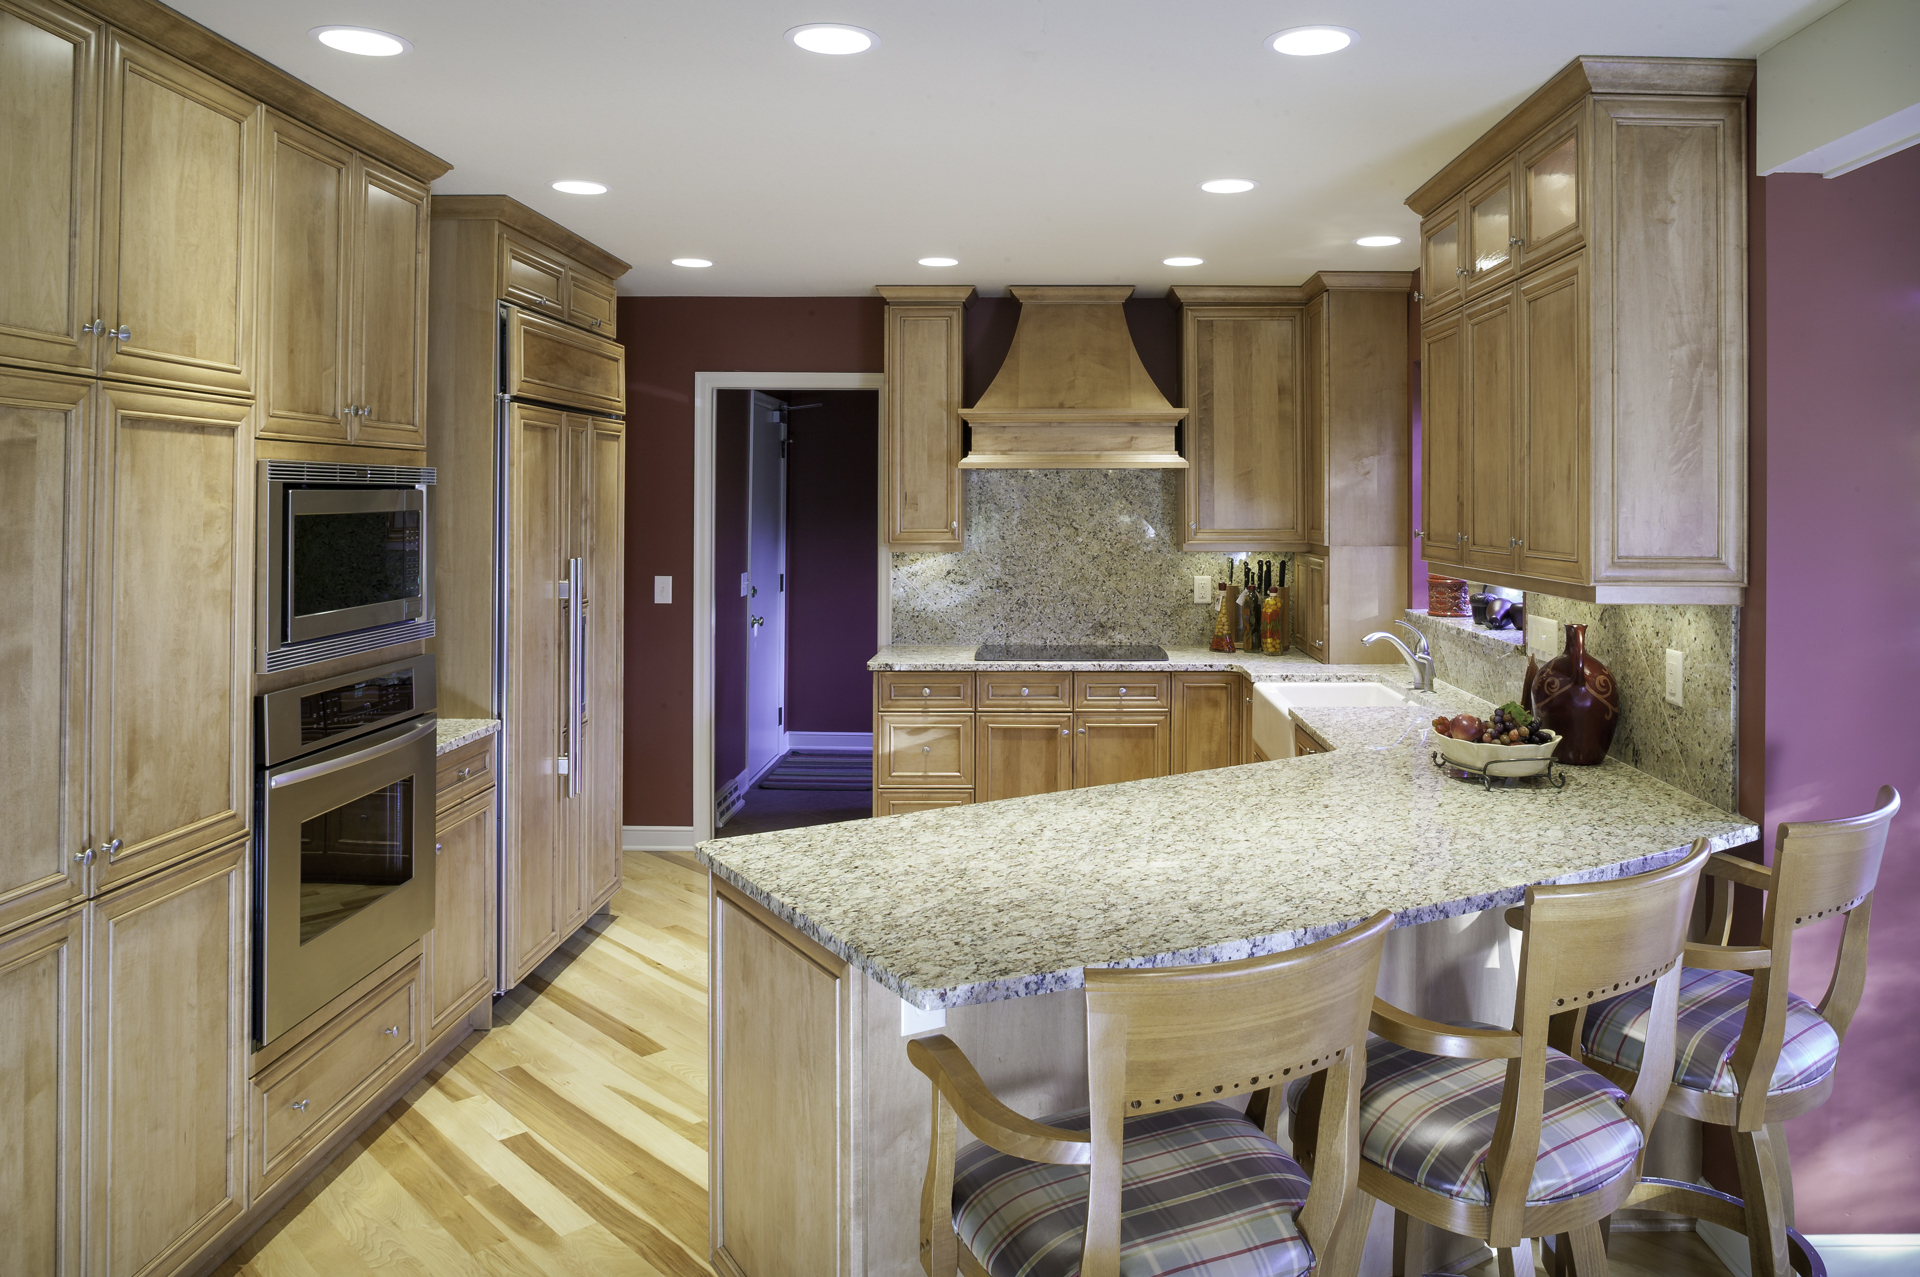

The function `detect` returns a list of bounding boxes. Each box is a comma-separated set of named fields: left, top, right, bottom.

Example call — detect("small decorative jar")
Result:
left=1428, top=575, right=1471, bottom=618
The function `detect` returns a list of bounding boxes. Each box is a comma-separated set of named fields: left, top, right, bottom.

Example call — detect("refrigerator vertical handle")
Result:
left=567, top=556, right=584, bottom=797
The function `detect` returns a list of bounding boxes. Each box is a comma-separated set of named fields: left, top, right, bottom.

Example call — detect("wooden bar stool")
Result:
left=1580, top=786, right=1901, bottom=1277
left=1292, top=841, right=1710, bottom=1277
left=906, top=909, right=1394, bottom=1277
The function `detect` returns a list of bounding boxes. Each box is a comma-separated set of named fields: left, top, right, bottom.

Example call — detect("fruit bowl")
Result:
left=1433, top=729, right=1562, bottom=778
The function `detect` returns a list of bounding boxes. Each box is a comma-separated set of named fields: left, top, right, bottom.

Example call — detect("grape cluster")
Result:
left=1485, top=705, right=1550, bottom=746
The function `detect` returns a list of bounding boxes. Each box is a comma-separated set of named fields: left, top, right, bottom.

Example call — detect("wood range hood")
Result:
left=959, top=286, right=1187, bottom=468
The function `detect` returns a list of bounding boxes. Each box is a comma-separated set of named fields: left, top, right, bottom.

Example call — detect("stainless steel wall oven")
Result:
left=257, top=460, right=436, bottom=673
left=254, top=656, right=437, bottom=1046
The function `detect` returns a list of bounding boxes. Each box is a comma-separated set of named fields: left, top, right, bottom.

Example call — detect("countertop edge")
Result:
left=435, top=718, right=501, bottom=755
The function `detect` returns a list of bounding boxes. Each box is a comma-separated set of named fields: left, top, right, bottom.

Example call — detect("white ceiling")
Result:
left=171, top=0, right=1837, bottom=296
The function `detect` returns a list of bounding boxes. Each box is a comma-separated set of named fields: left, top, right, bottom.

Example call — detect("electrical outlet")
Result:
left=1665, top=649, right=1684, bottom=707
left=653, top=575, right=672, bottom=604
left=1193, top=574, right=1211, bottom=604
left=1527, top=620, right=1558, bottom=659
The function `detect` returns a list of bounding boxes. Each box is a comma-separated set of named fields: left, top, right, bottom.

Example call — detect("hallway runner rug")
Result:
left=757, top=749, right=873, bottom=792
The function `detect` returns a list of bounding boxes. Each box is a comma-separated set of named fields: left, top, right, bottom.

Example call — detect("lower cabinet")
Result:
left=1294, top=724, right=1332, bottom=756
left=874, top=712, right=974, bottom=789
left=1170, top=672, right=1246, bottom=773
left=976, top=712, right=1074, bottom=801
left=1293, top=554, right=1329, bottom=661
left=873, top=789, right=973, bottom=817
left=0, top=906, right=85, bottom=1277
left=1074, top=713, right=1171, bottom=787
left=427, top=786, right=496, bottom=1042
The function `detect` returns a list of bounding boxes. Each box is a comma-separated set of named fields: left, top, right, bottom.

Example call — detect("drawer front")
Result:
left=255, top=961, right=420, bottom=1188
left=875, top=714, right=974, bottom=788
left=500, top=233, right=567, bottom=317
left=978, top=674, right=1072, bottom=711
left=505, top=307, right=626, bottom=416
left=435, top=736, right=495, bottom=810
left=567, top=272, right=617, bottom=336
left=1073, top=673, right=1170, bottom=711
left=873, top=788, right=972, bottom=817
left=876, top=672, right=975, bottom=712
left=1294, top=724, right=1331, bottom=756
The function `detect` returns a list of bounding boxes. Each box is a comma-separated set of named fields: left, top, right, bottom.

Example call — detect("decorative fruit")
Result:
left=1432, top=717, right=1453, bottom=737
left=1449, top=714, right=1482, bottom=741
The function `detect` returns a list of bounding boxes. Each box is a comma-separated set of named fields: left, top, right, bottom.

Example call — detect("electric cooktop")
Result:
left=972, top=643, right=1169, bottom=662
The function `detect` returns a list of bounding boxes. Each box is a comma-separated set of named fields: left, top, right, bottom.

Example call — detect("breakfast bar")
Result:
left=698, top=673, right=1756, bottom=1277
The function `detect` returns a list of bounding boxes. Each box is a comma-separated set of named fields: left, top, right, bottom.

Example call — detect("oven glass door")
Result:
left=259, top=718, right=436, bottom=1045
left=284, top=487, right=426, bottom=641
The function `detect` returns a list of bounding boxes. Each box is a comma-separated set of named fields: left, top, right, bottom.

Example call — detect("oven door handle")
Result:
left=267, top=721, right=436, bottom=789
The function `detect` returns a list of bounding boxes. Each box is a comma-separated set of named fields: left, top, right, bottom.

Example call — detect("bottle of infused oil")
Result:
left=1210, top=581, right=1236, bottom=652
left=1261, top=560, right=1286, bottom=653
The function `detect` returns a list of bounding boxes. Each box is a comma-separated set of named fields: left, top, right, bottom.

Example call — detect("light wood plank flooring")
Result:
left=217, top=851, right=1734, bottom=1277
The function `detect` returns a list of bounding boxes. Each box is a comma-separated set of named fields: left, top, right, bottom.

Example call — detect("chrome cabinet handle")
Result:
left=291, top=1099, right=310, bottom=1112
left=435, top=842, right=443, bottom=854
left=590, top=318, right=603, bottom=328
left=1412, top=291, right=1424, bottom=302
left=1020, top=687, right=1030, bottom=696
left=82, top=319, right=104, bottom=334
left=104, top=837, right=122, bottom=856
left=922, top=745, right=930, bottom=754
left=1456, top=268, right=1469, bottom=277
left=457, top=766, right=472, bottom=780
left=110, top=325, right=131, bottom=342
left=1078, top=727, right=1086, bottom=734
left=1509, top=237, right=1525, bottom=247
left=74, top=845, right=94, bottom=865
left=1060, top=728, right=1068, bottom=736
left=1118, top=687, right=1127, bottom=695
left=382, top=1025, right=399, bottom=1037
left=921, top=687, right=931, bottom=696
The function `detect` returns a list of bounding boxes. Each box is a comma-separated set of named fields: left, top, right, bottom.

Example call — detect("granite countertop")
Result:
left=871, top=643, right=1404, bottom=680
left=435, top=718, right=500, bottom=755
left=699, top=673, right=1756, bottom=1010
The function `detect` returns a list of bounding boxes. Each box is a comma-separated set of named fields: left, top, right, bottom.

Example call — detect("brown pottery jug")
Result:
left=1527, top=623, right=1618, bottom=765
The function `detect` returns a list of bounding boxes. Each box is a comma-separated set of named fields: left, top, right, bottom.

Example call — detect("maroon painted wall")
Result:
left=619, top=297, right=884, bottom=827
left=712, top=389, right=749, bottom=784
left=784, top=389, right=879, bottom=733
left=1748, top=144, right=1920, bottom=1233
left=965, top=296, right=1181, bottom=406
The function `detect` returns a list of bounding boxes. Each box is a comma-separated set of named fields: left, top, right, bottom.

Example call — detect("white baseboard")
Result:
left=623, top=825, right=697, bottom=852
left=786, top=731, right=872, bottom=751
left=1700, top=1220, right=1920, bottom=1277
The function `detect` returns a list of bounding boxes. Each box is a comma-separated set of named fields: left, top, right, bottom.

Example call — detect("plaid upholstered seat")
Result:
left=1289, top=1039, right=1642, bottom=1207
left=951, top=1102, right=1316, bottom=1277
left=1582, top=967, right=1840, bottom=1097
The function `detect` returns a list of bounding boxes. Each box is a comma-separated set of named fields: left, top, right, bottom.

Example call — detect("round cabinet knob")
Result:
left=104, top=837, right=121, bottom=855
left=457, top=766, right=472, bottom=779
left=1118, top=687, right=1127, bottom=695
left=73, top=845, right=93, bottom=865
left=922, top=745, right=931, bottom=753
left=1456, top=267, right=1470, bottom=276
left=1060, top=728, right=1068, bottom=736
left=110, top=325, right=131, bottom=341
left=1020, top=687, right=1030, bottom=696
left=921, top=687, right=931, bottom=696
left=1509, top=237, right=1525, bottom=247
left=383, top=1025, right=400, bottom=1037
left=291, top=1099, right=310, bottom=1112
left=1078, top=727, right=1086, bottom=734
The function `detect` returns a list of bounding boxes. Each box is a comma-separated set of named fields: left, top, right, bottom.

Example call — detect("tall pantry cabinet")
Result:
left=428, top=197, right=631, bottom=990
left=0, top=0, right=451, bottom=1273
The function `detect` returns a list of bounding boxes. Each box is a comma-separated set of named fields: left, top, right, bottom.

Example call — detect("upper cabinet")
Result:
left=346, top=158, right=429, bottom=447
left=1410, top=57, right=1751, bottom=603
left=878, top=285, right=973, bottom=550
left=500, top=227, right=620, bottom=337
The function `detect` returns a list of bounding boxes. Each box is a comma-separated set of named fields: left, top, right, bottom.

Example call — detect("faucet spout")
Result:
left=1363, top=622, right=1435, bottom=692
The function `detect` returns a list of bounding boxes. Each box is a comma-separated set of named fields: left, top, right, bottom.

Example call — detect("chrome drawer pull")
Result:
left=457, top=766, right=472, bottom=780
left=1020, top=687, right=1030, bottom=696
left=383, top=1025, right=400, bottom=1037
left=291, top=1099, right=310, bottom=1112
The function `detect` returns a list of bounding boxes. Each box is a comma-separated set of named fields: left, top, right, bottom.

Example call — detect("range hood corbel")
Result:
left=959, top=286, right=1187, bottom=469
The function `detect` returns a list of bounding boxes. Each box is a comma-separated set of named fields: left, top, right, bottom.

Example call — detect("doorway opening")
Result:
left=696, top=377, right=883, bottom=842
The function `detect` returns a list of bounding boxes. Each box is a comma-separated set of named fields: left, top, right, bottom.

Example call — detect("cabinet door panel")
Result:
left=561, top=413, right=592, bottom=933
left=0, top=907, right=84, bottom=1277
left=0, top=0, right=99, bottom=373
left=885, top=307, right=963, bottom=547
left=499, top=232, right=566, bottom=317
left=428, top=795, right=495, bottom=1040
left=876, top=672, right=974, bottom=712
left=1517, top=255, right=1589, bottom=584
left=873, top=789, right=971, bottom=817
left=1419, top=314, right=1465, bottom=566
left=257, top=113, right=350, bottom=442
left=504, top=404, right=566, bottom=987
left=1463, top=163, right=1518, bottom=298
left=567, top=271, right=617, bottom=336
left=350, top=159, right=429, bottom=448
left=1419, top=206, right=1464, bottom=315
left=1302, top=295, right=1327, bottom=545
left=91, top=385, right=250, bottom=893
left=875, top=714, right=973, bottom=788
left=89, top=841, right=247, bottom=1277
left=1516, top=109, right=1586, bottom=271
left=1462, top=289, right=1517, bottom=575
left=1293, top=554, right=1328, bottom=661
left=99, top=33, right=257, bottom=395
left=0, top=372, right=90, bottom=931
left=584, top=418, right=626, bottom=909
left=976, top=713, right=1073, bottom=802
left=1185, top=309, right=1303, bottom=547
left=1074, top=713, right=1169, bottom=788
left=1171, top=673, right=1242, bottom=774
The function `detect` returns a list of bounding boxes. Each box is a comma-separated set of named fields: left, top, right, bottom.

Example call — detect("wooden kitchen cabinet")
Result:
left=877, top=672, right=975, bottom=711
left=875, top=713, right=975, bottom=789
left=1301, top=293, right=1327, bottom=546
left=1293, top=554, right=1329, bottom=661
left=874, top=789, right=973, bottom=817
left=1419, top=205, right=1465, bottom=316
left=566, top=270, right=618, bottom=336
left=1171, top=290, right=1305, bottom=549
left=345, top=157, right=430, bottom=449
left=0, top=905, right=85, bottom=1277
left=581, top=415, right=627, bottom=917
left=1294, top=725, right=1332, bottom=756
left=256, top=112, right=352, bottom=443
left=1072, top=672, right=1169, bottom=712
left=88, top=838, right=248, bottom=1277
left=977, top=673, right=1072, bottom=710
left=499, top=230, right=568, bottom=318
left=429, top=780, right=496, bottom=1043
left=976, top=713, right=1075, bottom=802
left=878, top=285, right=973, bottom=549
left=1406, top=58, right=1749, bottom=602
left=1171, top=672, right=1246, bottom=774
left=1074, top=713, right=1170, bottom=788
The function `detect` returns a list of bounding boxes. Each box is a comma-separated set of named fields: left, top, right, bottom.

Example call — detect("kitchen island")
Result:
left=699, top=670, right=1755, bottom=1277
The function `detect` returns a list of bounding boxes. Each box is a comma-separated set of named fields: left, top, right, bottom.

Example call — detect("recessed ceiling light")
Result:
left=1269, top=25, right=1358, bottom=56
left=917, top=256, right=959, bottom=267
left=552, top=180, right=607, bottom=195
left=310, top=26, right=411, bottom=56
left=1200, top=179, right=1258, bottom=194
left=671, top=258, right=713, bottom=268
left=787, top=24, right=878, bottom=54
left=1164, top=257, right=1204, bottom=267
left=1356, top=235, right=1402, bottom=247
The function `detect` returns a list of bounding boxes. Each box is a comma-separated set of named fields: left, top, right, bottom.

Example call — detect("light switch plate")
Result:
left=1527, top=620, right=1558, bottom=659
left=740, top=572, right=750, bottom=597
left=653, top=575, right=673, bottom=604
left=1665, top=649, right=1684, bottom=707
left=1193, top=574, right=1211, bottom=604
left=900, top=998, right=946, bottom=1037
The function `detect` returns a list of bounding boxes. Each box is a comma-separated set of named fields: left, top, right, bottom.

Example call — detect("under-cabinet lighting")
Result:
left=672, top=258, right=714, bottom=268
left=310, top=26, right=411, bottom=56
left=787, top=24, right=878, bottom=54
left=1164, top=256, right=1204, bottom=267
left=1356, top=235, right=1402, bottom=247
left=1269, top=26, right=1357, bottom=56
left=1200, top=179, right=1257, bottom=194
left=918, top=257, right=959, bottom=267
left=552, top=180, right=607, bottom=195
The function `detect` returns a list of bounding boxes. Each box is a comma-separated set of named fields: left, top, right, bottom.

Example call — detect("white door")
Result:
left=745, top=392, right=788, bottom=783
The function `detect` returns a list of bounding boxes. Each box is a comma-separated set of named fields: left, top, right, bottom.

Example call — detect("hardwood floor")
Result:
left=216, top=852, right=715, bottom=1277
left=217, top=850, right=1735, bottom=1277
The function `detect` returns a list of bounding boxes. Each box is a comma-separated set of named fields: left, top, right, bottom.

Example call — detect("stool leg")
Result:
left=1390, top=1209, right=1420, bottom=1277
left=1318, top=1188, right=1375, bottom=1277
left=1767, top=1119, right=1796, bottom=1229
left=1496, top=1243, right=1537, bottom=1277
left=1562, top=1223, right=1609, bottom=1276
left=1733, top=1125, right=1793, bottom=1277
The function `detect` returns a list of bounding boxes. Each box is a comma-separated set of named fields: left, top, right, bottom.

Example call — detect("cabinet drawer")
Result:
left=876, top=672, right=975, bottom=711
left=978, top=674, right=1072, bottom=710
left=874, top=788, right=972, bottom=817
left=253, top=958, right=420, bottom=1192
left=504, top=306, right=625, bottom=416
left=1294, top=724, right=1331, bottom=756
left=1073, top=673, right=1169, bottom=711
left=436, top=735, right=495, bottom=810
left=567, top=272, right=617, bottom=336
left=500, top=232, right=567, bottom=317
left=875, top=713, right=974, bottom=788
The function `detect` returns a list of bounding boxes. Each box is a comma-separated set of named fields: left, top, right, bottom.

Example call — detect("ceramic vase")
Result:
left=1527, top=623, right=1618, bottom=765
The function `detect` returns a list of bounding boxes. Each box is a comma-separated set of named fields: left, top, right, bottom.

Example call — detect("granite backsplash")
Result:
left=890, top=470, right=1291, bottom=647
left=1401, top=595, right=1738, bottom=812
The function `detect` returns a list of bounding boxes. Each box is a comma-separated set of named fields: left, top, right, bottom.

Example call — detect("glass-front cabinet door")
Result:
left=1419, top=205, right=1465, bottom=316
left=1516, top=110, right=1586, bottom=270
left=1463, top=165, right=1518, bottom=298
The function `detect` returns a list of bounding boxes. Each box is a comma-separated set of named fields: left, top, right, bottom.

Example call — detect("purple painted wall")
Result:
left=784, top=389, right=879, bottom=733
left=1749, top=143, right=1920, bottom=1233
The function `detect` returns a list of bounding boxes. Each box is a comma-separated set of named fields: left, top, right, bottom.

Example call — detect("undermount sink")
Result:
left=1250, top=682, right=1408, bottom=759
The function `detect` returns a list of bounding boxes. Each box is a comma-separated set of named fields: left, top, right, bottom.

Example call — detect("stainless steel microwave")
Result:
left=256, top=461, right=436, bottom=672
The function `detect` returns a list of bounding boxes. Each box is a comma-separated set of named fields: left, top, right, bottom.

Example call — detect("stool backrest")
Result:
left=1078, top=909, right=1393, bottom=1277
left=1729, top=785, right=1900, bottom=1129
left=1486, top=842, right=1709, bottom=1239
